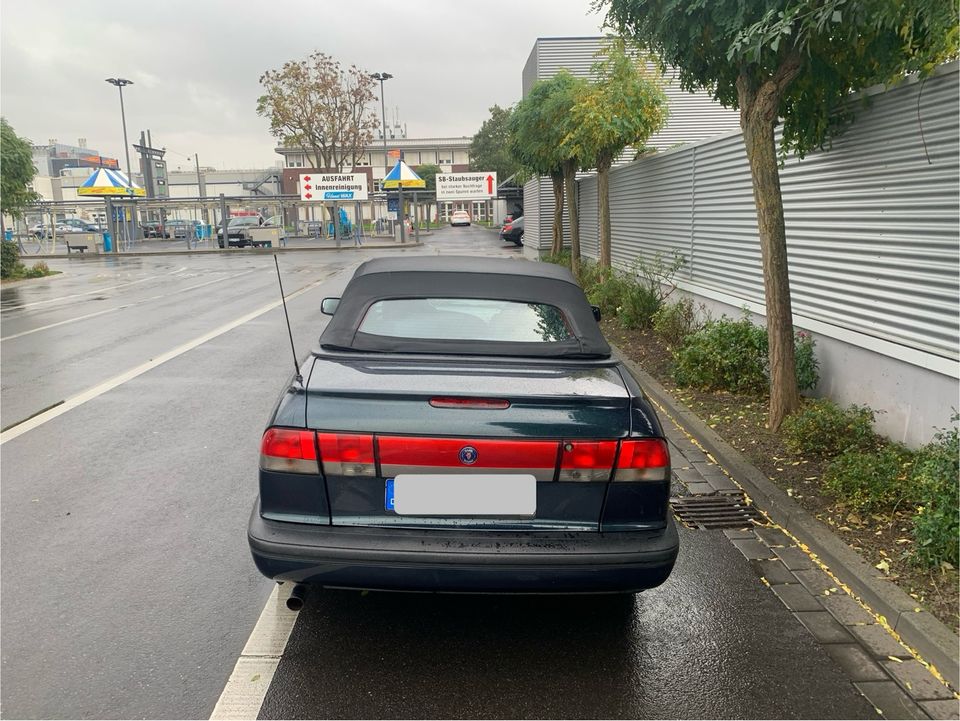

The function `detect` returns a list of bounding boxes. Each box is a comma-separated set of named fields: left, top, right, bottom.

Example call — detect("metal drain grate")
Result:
left=670, top=491, right=763, bottom=529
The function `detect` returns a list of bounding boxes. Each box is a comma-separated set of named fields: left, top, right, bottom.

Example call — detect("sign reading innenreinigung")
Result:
left=299, top=173, right=369, bottom=201
left=436, top=172, right=498, bottom=201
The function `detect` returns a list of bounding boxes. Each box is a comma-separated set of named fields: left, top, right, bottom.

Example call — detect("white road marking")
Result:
left=0, top=275, right=326, bottom=444
left=0, top=266, right=189, bottom=312
left=0, top=270, right=255, bottom=341
left=209, top=584, right=299, bottom=720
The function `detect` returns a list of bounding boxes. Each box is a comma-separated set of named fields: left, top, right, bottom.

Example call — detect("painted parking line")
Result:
left=0, top=270, right=256, bottom=341
left=0, top=275, right=327, bottom=444
left=209, top=584, right=300, bottom=720
left=0, top=266, right=188, bottom=312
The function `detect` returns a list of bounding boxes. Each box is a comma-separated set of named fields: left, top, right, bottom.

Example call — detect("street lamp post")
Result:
left=106, top=77, right=134, bottom=252
left=370, top=72, right=392, bottom=236
left=105, top=78, right=134, bottom=178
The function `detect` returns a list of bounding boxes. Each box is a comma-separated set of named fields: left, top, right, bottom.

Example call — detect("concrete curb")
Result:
left=27, top=242, right=423, bottom=260
left=612, top=344, right=960, bottom=691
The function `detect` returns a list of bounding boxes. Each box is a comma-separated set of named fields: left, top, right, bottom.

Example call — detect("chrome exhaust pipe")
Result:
left=286, top=584, right=307, bottom=611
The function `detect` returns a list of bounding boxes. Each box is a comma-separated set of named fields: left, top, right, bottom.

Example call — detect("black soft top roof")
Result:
left=319, top=256, right=611, bottom=358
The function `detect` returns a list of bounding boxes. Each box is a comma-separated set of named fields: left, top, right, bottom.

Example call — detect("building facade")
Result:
left=31, top=140, right=120, bottom=177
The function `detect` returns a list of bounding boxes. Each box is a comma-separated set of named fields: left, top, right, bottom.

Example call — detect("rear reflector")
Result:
left=614, top=439, right=670, bottom=481
left=317, top=433, right=376, bottom=477
left=429, top=397, right=510, bottom=410
left=260, top=428, right=319, bottom=474
left=559, top=441, right=617, bottom=482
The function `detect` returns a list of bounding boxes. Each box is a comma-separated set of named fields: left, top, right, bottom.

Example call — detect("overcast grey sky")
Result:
left=1, top=0, right=605, bottom=173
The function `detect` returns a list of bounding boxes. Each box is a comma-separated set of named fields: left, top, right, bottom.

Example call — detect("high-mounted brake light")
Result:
left=614, top=439, right=670, bottom=481
left=260, top=428, right=318, bottom=474
left=429, top=397, right=510, bottom=410
left=558, top=441, right=617, bottom=482
left=317, top=433, right=376, bottom=477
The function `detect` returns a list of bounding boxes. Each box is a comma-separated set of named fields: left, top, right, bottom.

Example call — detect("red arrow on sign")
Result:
left=486, top=175, right=494, bottom=194
left=303, top=175, right=311, bottom=181
left=304, top=184, right=312, bottom=190
left=305, top=192, right=313, bottom=199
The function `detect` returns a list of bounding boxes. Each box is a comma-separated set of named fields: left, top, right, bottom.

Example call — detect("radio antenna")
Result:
left=274, top=255, right=303, bottom=386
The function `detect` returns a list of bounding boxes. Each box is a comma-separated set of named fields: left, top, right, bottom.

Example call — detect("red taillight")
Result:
left=429, top=397, right=510, bottom=410
left=317, top=433, right=376, bottom=477
left=559, top=441, right=617, bottom=481
left=260, top=428, right=318, bottom=474
left=503, top=224, right=513, bottom=231
left=614, top=439, right=670, bottom=481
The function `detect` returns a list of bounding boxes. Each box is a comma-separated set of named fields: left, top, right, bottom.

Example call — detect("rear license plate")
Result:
left=385, top=475, right=536, bottom=516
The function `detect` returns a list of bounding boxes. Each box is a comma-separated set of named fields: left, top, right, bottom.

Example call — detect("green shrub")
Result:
left=910, top=420, right=959, bottom=568
left=586, top=268, right=631, bottom=319
left=576, top=259, right=608, bottom=297
left=542, top=251, right=571, bottom=269
left=1, top=240, right=22, bottom=279
left=617, top=280, right=661, bottom=329
left=24, top=261, right=50, bottom=279
left=672, top=315, right=770, bottom=394
left=781, top=399, right=879, bottom=458
left=653, top=297, right=698, bottom=345
left=672, top=315, right=822, bottom=395
left=822, top=443, right=915, bottom=513
left=794, top=331, right=820, bottom=391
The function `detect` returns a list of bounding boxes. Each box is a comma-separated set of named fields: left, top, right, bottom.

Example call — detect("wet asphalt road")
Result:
left=1, top=226, right=875, bottom=719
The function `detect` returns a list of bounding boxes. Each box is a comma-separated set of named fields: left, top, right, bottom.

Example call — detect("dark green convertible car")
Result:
left=248, top=256, right=678, bottom=601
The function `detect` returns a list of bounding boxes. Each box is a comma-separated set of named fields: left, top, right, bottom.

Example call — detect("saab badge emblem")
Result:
left=459, top=446, right=478, bottom=465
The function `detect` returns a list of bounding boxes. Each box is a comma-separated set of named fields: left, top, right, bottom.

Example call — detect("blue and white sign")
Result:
left=299, top=173, right=369, bottom=202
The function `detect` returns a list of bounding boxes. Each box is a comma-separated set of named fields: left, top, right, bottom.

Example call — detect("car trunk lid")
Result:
left=305, top=357, right=634, bottom=530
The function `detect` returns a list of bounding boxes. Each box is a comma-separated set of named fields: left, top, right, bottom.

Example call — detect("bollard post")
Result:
left=219, top=193, right=228, bottom=249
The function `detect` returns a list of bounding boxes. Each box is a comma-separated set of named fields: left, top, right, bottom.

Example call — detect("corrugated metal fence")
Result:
left=576, top=63, right=959, bottom=364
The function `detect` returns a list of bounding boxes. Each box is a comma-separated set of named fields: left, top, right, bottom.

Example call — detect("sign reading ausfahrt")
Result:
left=436, top=172, right=498, bottom=201
left=299, top=173, right=369, bottom=201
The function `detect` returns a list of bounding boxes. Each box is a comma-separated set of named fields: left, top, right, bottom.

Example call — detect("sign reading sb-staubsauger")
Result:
left=436, top=172, right=498, bottom=201
left=299, top=173, right=369, bottom=201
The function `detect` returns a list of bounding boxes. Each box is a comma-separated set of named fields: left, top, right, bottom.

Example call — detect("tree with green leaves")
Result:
left=1, top=118, right=40, bottom=236
left=469, top=105, right=521, bottom=181
left=599, top=0, right=958, bottom=429
left=509, top=74, right=581, bottom=259
left=414, top=164, right=441, bottom=191
left=563, top=39, right=668, bottom=270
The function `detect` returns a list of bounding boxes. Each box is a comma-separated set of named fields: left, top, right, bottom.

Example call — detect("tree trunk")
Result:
left=551, top=172, right=565, bottom=256
left=737, top=58, right=803, bottom=430
left=563, top=160, right=581, bottom=276
left=597, top=157, right=612, bottom=269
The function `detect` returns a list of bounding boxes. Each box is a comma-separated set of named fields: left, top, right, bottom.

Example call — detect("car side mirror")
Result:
left=591, top=305, right=602, bottom=322
left=321, top=297, right=340, bottom=315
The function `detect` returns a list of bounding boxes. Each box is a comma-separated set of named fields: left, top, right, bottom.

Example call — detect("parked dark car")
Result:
left=141, top=221, right=169, bottom=239
left=499, top=215, right=524, bottom=246
left=247, top=256, right=678, bottom=598
left=167, top=219, right=202, bottom=239
left=217, top=215, right=263, bottom=247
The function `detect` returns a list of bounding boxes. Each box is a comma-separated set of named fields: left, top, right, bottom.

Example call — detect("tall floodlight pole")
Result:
left=105, top=78, right=134, bottom=176
left=106, top=78, right=134, bottom=252
left=370, top=72, right=393, bottom=236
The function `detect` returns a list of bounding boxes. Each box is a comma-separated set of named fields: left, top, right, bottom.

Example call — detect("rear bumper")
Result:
left=247, top=504, right=679, bottom=593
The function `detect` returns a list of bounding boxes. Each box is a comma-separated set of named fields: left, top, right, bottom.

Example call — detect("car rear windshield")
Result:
left=358, top=298, right=572, bottom=342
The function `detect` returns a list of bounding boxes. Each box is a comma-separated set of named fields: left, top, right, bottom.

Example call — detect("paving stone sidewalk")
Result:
left=663, top=418, right=959, bottom=721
